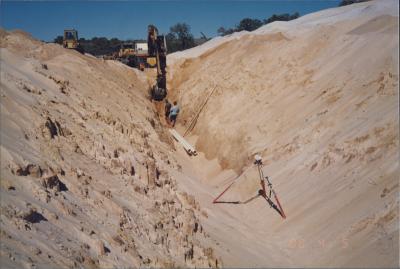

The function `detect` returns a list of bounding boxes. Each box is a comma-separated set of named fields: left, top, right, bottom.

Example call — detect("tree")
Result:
left=290, top=12, right=300, bottom=20
left=165, top=32, right=179, bottom=53
left=217, top=27, right=226, bottom=36
left=217, top=12, right=300, bottom=36
left=166, top=23, right=195, bottom=53
left=264, top=12, right=299, bottom=24
left=236, top=18, right=263, bottom=32
left=54, top=35, right=63, bottom=45
left=217, top=27, right=234, bottom=36
left=339, top=0, right=369, bottom=6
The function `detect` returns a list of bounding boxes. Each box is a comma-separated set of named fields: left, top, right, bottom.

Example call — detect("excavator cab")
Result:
left=63, top=29, right=84, bottom=54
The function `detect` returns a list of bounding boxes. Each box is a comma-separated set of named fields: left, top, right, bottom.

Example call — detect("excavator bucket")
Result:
left=147, top=57, right=157, bottom=67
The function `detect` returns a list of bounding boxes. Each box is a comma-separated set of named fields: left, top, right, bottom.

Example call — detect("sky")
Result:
left=1, top=1, right=340, bottom=41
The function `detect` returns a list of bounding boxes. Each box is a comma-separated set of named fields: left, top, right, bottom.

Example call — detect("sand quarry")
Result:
left=0, top=0, right=399, bottom=268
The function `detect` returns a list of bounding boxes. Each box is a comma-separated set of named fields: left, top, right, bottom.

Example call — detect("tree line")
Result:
left=53, top=23, right=203, bottom=56
left=56, top=0, right=364, bottom=56
left=216, top=0, right=370, bottom=36
left=54, top=36, right=136, bottom=56
left=53, top=12, right=302, bottom=55
left=339, top=0, right=369, bottom=6
left=217, top=12, right=300, bottom=36
left=53, top=12, right=302, bottom=56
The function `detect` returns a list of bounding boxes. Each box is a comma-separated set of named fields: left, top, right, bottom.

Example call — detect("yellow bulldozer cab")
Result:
left=63, top=29, right=78, bottom=49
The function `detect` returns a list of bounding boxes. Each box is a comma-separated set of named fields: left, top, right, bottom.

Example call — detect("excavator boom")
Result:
left=147, top=25, right=167, bottom=101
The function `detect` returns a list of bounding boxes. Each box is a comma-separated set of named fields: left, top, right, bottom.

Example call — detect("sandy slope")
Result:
left=0, top=30, right=222, bottom=268
left=167, top=0, right=399, bottom=267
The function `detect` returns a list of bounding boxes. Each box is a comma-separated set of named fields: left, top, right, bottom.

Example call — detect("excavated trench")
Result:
left=0, top=1, right=398, bottom=267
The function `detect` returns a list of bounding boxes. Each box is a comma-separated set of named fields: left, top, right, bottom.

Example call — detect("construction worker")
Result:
left=169, top=101, right=180, bottom=127
left=165, top=99, right=171, bottom=121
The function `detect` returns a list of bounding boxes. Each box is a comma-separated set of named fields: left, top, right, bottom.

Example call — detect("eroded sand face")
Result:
left=0, top=30, right=221, bottom=268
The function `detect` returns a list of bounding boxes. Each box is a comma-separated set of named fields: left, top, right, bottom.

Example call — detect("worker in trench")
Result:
left=164, top=99, right=171, bottom=122
left=169, top=101, right=180, bottom=127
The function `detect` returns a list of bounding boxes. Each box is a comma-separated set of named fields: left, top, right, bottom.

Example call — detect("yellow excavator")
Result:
left=63, top=29, right=84, bottom=54
left=147, top=25, right=167, bottom=101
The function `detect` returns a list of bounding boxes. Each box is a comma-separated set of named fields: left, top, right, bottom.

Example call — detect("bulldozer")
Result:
left=63, top=29, right=84, bottom=54
left=118, top=42, right=135, bottom=58
left=117, top=42, right=151, bottom=71
left=147, top=25, right=167, bottom=101
left=117, top=42, right=136, bottom=67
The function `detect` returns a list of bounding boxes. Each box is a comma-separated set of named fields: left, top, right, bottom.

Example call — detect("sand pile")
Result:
left=0, top=30, right=221, bottom=268
left=167, top=0, right=399, bottom=267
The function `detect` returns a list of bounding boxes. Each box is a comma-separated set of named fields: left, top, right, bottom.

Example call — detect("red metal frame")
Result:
left=212, top=163, right=286, bottom=219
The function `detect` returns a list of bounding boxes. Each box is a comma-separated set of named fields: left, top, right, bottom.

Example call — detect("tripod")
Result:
left=213, top=155, right=286, bottom=219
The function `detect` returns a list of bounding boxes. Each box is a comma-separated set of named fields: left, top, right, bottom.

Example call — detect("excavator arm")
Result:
left=147, top=25, right=167, bottom=101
